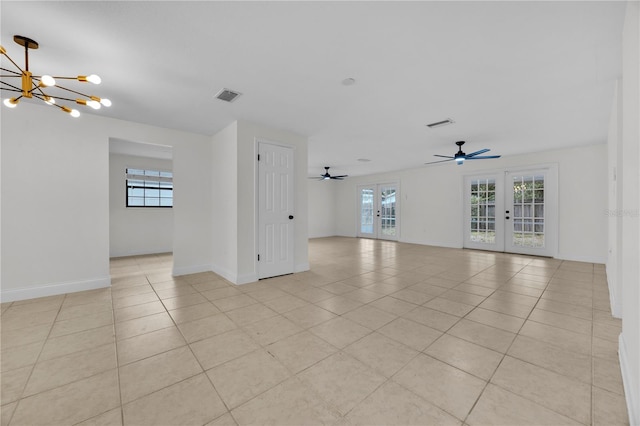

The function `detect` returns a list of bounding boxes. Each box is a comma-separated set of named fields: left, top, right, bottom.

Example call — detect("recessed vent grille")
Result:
left=215, top=88, right=242, bottom=103
left=426, top=118, right=454, bottom=128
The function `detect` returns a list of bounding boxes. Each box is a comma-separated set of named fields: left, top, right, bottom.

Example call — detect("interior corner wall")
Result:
left=618, top=2, right=640, bottom=425
left=109, top=153, right=173, bottom=257
left=1, top=102, right=212, bottom=301
left=308, top=179, right=337, bottom=238
left=236, top=120, right=309, bottom=283
left=332, top=144, right=608, bottom=263
left=210, top=121, right=239, bottom=282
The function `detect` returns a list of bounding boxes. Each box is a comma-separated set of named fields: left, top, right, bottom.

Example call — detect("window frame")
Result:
left=125, top=168, right=173, bottom=208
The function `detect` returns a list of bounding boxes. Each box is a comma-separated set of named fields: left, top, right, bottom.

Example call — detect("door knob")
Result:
left=289, top=215, right=294, bottom=220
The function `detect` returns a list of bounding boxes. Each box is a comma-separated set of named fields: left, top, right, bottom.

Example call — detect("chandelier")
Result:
left=1, top=35, right=111, bottom=118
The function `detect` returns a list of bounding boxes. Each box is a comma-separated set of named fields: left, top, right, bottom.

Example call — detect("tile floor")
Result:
left=0, top=237, right=629, bottom=425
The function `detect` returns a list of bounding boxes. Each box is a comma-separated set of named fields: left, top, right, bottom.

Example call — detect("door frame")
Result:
left=356, top=181, right=400, bottom=241
left=255, top=139, right=296, bottom=280
left=463, top=163, right=558, bottom=257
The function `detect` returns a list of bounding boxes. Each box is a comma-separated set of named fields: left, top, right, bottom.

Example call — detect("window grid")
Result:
left=512, top=175, right=544, bottom=248
left=126, top=168, right=173, bottom=208
left=470, top=179, right=496, bottom=244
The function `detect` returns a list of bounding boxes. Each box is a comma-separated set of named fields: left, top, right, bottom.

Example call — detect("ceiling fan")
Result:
left=425, top=141, right=501, bottom=165
left=309, top=167, right=348, bottom=180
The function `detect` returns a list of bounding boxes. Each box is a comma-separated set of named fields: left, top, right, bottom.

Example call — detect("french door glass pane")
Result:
left=360, top=189, right=374, bottom=234
left=380, top=186, right=396, bottom=236
left=513, top=174, right=545, bottom=248
left=470, top=178, right=496, bottom=243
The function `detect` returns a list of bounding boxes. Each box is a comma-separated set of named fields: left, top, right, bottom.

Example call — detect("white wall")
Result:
left=615, top=2, right=640, bottom=424
left=109, top=153, right=173, bottom=257
left=308, top=179, right=337, bottom=238
left=1, top=102, right=212, bottom=301
left=331, top=144, right=608, bottom=263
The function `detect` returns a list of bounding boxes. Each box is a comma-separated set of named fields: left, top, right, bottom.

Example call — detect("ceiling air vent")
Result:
left=215, top=88, right=242, bottom=103
left=426, top=118, right=454, bottom=128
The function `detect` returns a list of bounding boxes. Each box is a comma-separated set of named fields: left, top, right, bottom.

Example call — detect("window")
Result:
left=126, top=168, right=173, bottom=207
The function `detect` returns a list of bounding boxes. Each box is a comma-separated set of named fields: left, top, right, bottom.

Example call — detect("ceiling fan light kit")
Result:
left=425, top=141, right=501, bottom=166
left=1, top=35, right=111, bottom=118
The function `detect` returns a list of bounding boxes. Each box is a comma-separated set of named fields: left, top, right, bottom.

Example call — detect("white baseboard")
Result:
left=555, top=252, right=607, bottom=264
left=235, top=273, right=258, bottom=285
left=172, top=263, right=213, bottom=277
left=295, top=262, right=310, bottom=273
left=619, top=334, right=638, bottom=426
left=1, top=276, right=111, bottom=303
left=110, top=248, right=173, bottom=258
left=209, top=263, right=237, bottom=284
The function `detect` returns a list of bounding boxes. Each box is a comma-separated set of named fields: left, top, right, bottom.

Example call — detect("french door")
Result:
left=464, top=167, right=557, bottom=257
left=258, top=142, right=295, bottom=279
left=357, top=183, right=399, bottom=241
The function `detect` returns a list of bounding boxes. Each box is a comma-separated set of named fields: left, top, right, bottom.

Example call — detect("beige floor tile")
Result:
left=453, top=283, right=496, bottom=297
left=75, top=408, right=123, bottom=426
left=341, top=288, right=385, bottom=304
left=231, top=376, right=339, bottom=425
left=241, top=314, right=302, bottom=346
left=39, top=325, right=115, bottom=361
left=1, top=365, right=32, bottom=405
left=283, top=305, right=337, bottom=329
left=241, top=286, right=288, bottom=301
left=465, top=307, right=524, bottom=333
left=119, top=346, right=202, bottom=403
left=111, top=284, right=154, bottom=300
left=401, top=306, right=460, bottom=331
left=155, top=285, right=198, bottom=300
left=205, top=412, right=238, bottom=426
left=477, top=298, right=534, bottom=318
left=447, top=319, right=516, bottom=353
left=489, top=290, right=539, bottom=307
left=593, top=357, right=625, bottom=395
left=1, top=401, right=17, bottom=426
left=378, top=317, right=442, bottom=351
left=1, top=323, right=51, bottom=349
left=266, top=331, right=338, bottom=374
left=467, top=383, right=581, bottom=425
left=314, top=295, right=363, bottom=315
left=24, top=343, right=116, bottom=397
left=499, top=283, right=545, bottom=297
left=345, top=332, right=419, bottom=377
left=207, top=349, right=290, bottom=409
left=528, top=308, right=592, bottom=335
left=168, top=302, right=220, bottom=324
left=297, top=352, right=386, bottom=415
left=1, top=309, right=58, bottom=331
left=343, top=305, right=397, bottom=330
left=592, top=336, right=619, bottom=360
left=296, top=287, right=336, bottom=303
left=161, top=292, right=208, bottom=310
left=369, top=296, right=418, bottom=316
left=50, top=310, right=114, bottom=338
left=491, top=356, right=591, bottom=424
left=425, top=334, right=503, bottom=380
left=321, top=282, right=360, bottom=295
left=10, top=369, right=120, bottom=425
left=440, top=289, right=486, bottom=306
left=4, top=298, right=62, bottom=315
left=117, top=326, right=186, bottom=365
left=508, top=335, right=591, bottom=383
left=388, top=288, right=435, bottom=305
left=177, top=313, right=237, bottom=343
left=407, top=282, right=449, bottom=297
left=345, top=380, right=460, bottom=426
left=123, top=374, right=226, bottom=426
left=191, top=329, right=260, bottom=370
left=424, top=297, right=475, bottom=317
left=261, top=294, right=309, bottom=314
left=115, top=312, right=174, bottom=341
left=112, top=293, right=159, bottom=310
left=519, top=320, right=591, bottom=356
left=593, top=321, right=621, bottom=343
left=393, top=354, right=486, bottom=420
left=225, top=303, right=279, bottom=327
left=1, top=341, right=43, bottom=372
left=593, top=386, right=630, bottom=426
left=536, top=298, right=593, bottom=320
left=113, top=301, right=165, bottom=323
left=212, top=294, right=259, bottom=312
left=192, top=279, right=229, bottom=293
left=309, top=317, right=372, bottom=349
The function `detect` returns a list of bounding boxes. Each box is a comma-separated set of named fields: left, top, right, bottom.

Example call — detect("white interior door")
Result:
left=464, top=167, right=557, bottom=257
left=258, top=142, right=294, bottom=279
left=357, top=183, right=399, bottom=241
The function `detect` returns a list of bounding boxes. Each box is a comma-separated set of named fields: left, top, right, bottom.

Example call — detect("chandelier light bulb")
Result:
left=70, top=109, right=80, bottom=118
left=86, top=100, right=101, bottom=109
left=40, top=75, right=56, bottom=86
left=3, top=98, right=19, bottom=108
left=44, top=96, right=56, bottom=105
left=86, top=74, right=101, bottom=84
left=100, top=98, right=112, bottom=107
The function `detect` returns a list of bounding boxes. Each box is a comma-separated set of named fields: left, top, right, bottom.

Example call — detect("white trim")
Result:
left=1, top=276, right=111, bottom=303
left=295, top=262, right=310, bottom=273
left=606, top=266, right=623, bottom=318
left=554, top=252, right=607, bottom=264
left=236, top=273, right=258, bottom=285
left=619, top=334, right=638, bottom=426
left=172, top=263, right=212, bottom=277
left=110, top=248, right=173, bottom=258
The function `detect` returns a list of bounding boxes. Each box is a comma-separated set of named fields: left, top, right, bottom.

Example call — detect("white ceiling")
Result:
left=1, top=1, right=625, bottom=176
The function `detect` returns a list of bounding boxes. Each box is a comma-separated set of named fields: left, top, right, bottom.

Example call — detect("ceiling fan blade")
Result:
left=433, top=155, right=455, bottom=159
left=331, top=175, right=348, bottom=179
left=425, top=158, right=455, bottom=165
left=466, top=149, right=490, bottom=157
left=466, top=155, right=501, bottom=160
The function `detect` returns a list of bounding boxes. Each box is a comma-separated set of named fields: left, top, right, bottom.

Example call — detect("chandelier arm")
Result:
left=53, top=84, right=93, bottom=99
left=1, top=67, right=21, bottom=75
left=0, top=87, right=22, bottom=93
left=1, top=80, right=22, bottom=91
left=1, top=53, right=23, bottom=73
left=32, top=93, right=67, bottom=111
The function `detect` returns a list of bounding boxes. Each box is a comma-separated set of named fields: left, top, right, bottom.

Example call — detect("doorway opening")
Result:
left=357, top=183, right=399, bottom=241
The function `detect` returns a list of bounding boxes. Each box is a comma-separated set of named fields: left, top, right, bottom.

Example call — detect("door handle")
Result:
left=506, top=216, right=510, bottom=220
left=289, top=215, right=294, bottom=220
